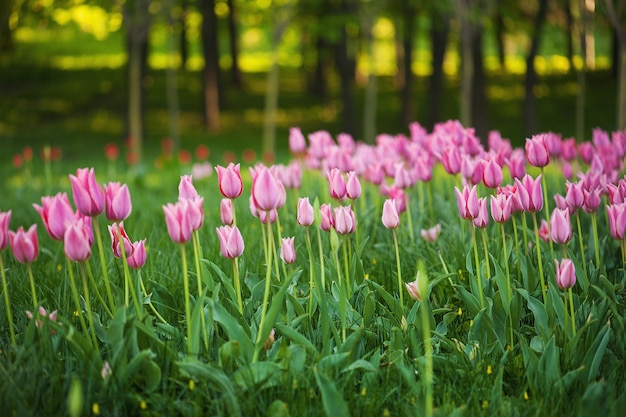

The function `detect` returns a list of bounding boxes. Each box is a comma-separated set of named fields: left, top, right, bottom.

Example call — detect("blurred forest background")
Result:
left=1, top=0, right=625, bottom=166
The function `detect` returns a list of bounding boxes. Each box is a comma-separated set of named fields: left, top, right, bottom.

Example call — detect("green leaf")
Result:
left=274, top=322, right=319, bottom=357
left=341, top=359, right=376, bottom=374
left=207, top=298, right=254, bottom=363
left=314, top=367, right=350, bottom=417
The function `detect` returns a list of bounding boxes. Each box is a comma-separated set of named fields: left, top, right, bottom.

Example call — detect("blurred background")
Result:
left=0, top=0, right=625, bottom=166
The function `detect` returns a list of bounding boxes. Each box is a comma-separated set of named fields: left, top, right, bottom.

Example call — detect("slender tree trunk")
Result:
left=200, top=0, right=221, bottom=132
left=523, top=0, right=549, bottom=135
left=573, top=0, right=587, bottom=140
left=399, top=0, right=415, bottom=126
left=363, top=14, right=378, bottom=143
left=494, top=10, right=506, bottom=70
left=227, top=0, right=243, bottom=89
left=471, top=30, right=489, bottom=141
left=311, top=36, right=328, bottom=99
left=335, top=0, right=357, bottom=137
left=427, top=13, right=449, bottom=129
left=166, top=1, right=181, bottom=150
left=605, top=0, right=625, bottom=129
left=180, top=0, right=189, bottom=69
left=458, top=0, right=474, bottom=128
left=566, top=0, right=575, bottom=71
left=0, top=0, right=12, bottom=52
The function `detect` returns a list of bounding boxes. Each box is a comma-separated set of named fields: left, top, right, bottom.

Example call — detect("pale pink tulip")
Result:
left=216, top=225, right=244, bottom=258
left=482, top=158, right=503, bottom=189
left=297, top=197, right=314, bottom=227
left=215, top=163, right=243, bottom=199
left=490, top=193, right=512, bottom=223
left=327, top=168, right=347, bottom=200
left=280, top=237, right=296, bottom=264
left=346, top=171, right=362, bottom=199
left=178, top=175, right=199, bottom=200
left=382, top=199, right=400, bottom=229
left=64, top=218, right=92, bottom=262
left=550, top=208, right=572, bottom=244
left=0, top=210, right=10, bottom=250
left=455, top=185, right=480, bottom=220
left=163, top=200, right=193, bottom=244
left=472, top=198, right=489, bottom=228
left=515, top=174, right=543, bottom=213
left=554, top=258, right=576, bottom=290
left=220, top=198, right=234, bottom=225
left=525, top=135, right=550, bottom=168
left=127, top=239, right=147, bottom=269
left=251, top=165, right=285, bottom=211
left=33, top=193, right=75, bottom=241
left=320, top=204, right=333, bottom=231
left=104, top=182, right=132, bottom=222
left=333, top=206, right=355, bottom=234
left=606, top=203, right=626, bottom=240
left=405, top=272, right=422, bottom=301
left=69, top=168, right=105, bottom=216
left=9, top=224, right=38, bottom=264
left=420, top=224, right=442, bottom=242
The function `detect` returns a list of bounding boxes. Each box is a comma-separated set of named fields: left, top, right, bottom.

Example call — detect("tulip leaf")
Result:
left=314, top=366, right=350, bottom=417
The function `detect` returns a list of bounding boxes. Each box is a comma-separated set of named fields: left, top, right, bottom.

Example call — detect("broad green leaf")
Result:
left=314, top=367, right=350, bottom=417
left=274, top=322, right=319, bottom=357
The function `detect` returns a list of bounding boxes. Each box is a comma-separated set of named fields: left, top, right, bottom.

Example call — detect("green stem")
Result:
left=316, top=226, right=326, bottom=289
left=232, top=257, right=243, bottom=315
left=67, top=258, right=90, bottom=346
left=471, top=225, right=485, bottom=309
left=80, top=263, right=99, bottom=348
left=405, top=195, right=415, bottom=243
left=541, top=169, right=555, bottom=260
left=119, top=229, right=142, bottom=320
left=85, top=262, right=113, bottom=319
left=27, top=264, right=38, bottom=311
left=181, top=244, right=193, bottom=356
left=333, top=245, right=346, bottom=343
left=342, top=236, right=351, bottom=294
left=275, top=217, right=287, bottom=280
left=512, top=216, right=521, bottom=279
left=418, top=277, right=433, bottom=417
left=591, top=212, right=600, bottom=268
left=138, top=271, right=169, bottom=325
left=481, top=227, right=491, bottom=280
left=563, top=291, right=570, bottom=343
left=305, top=227, right=315, bottom=317
left=575, top=212, right=588, bottom=279
left=532, top=212, right=547, bottom=305
left=501, top=223, right=514, bottom=350
left=0, top=253, right=16, bottom=346
left=93, top=216, right=116, bottom=314
left=392, top=229, right=403, bottom=308
left=254, top=221, right=274, bottom=363
left=192, top=231, right=209, bottom=352
left=568, top=287, right=576, bottom=336
left=521, top=213, right=529, bottom=255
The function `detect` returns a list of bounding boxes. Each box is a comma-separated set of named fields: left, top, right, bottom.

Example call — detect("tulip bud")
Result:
left=554, top=258, right=576, bottom=290
left=297, top=197, right=314, bottom=227
left=279, top=237, right=296, bottom=264
left=382, top=199, right=400, bottom=229
left=9, top=224, right=38, bottom=264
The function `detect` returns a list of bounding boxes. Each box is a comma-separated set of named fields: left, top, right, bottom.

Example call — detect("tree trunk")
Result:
left=471, top=30, right=489, bottom=141
left=494, top=10, right=506, bottom=70
left=565, top=0, right=574, bottom=71
left=180, top=0, right=189, bottom=69
left=227, top=0, right=243, bottom=89
left=200, top=0, right=221, bottom=133
left=427, top=13, right=449, bottom=129
left=399, top=0, right=415, bottom=126
left=605, top=0, right=626, bottom=129
left=523, top=0, right=549, bottom=135
left=458, top=0, right=474, bottom=128
left=335, top=0, right=357, bottom=137
left=311, top=36, right=329, bottom=99
left=363, top=15, right=378, bottom=143
left=0, top=0, right=12, bottom=52
left=124, top=0, right=152, bottom=166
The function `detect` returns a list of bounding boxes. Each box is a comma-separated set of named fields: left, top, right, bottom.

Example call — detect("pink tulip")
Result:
left=297, top=197, right=314, bottom=227
left=220, top=198, right=234, bottom=225
left=387, top=187, right=407, bottom=214
left=26, top=306, right=58, bottom=330
left=549, top=208, right=572, bottom=244
left=382, top=199, right=400, bottom=229
left=216, top=225, right=244, bottom=258
left=0, top=210, right=11, bottom=250
left=538, top=219, right=550, bottom=242
left=108, top=222, right=134, bottom=258
left=320, top=203, right=333, bottom=231
left=9, top=224, right=38, bottom=264
left=127, top=239, right=147, bottom=269
left=185, top=197, right=205, bottom=231
left=472, top=198, right=489, bottom=228
left=405, top=272, right=422, bottom=301
left=606, top=203, right=626, bottom=240
left=346, top=171, right=362, bottom=199
left=163, top=200, right=193, bottom=244
left=191, top=162, right=213, bottom=180
left=289, top=127, right=307, bottom=155
left=455, top=185, right=480, bottom=220
left=178, top=175, right=199, bottom=200
left=515, top=174, right=543, bottom=213
left=64, top=218, right=92, bottom=262
left=441, top=147, right=461, bottom=175
left=251, top=165, right=285, bottom=211
left=393, top=163, right=413, bottom=189
left=561, top=138, right=578, bottom=161
left=578, top=142, right=595, bottom=164
left=33, top=193, right=75, bottom=241
left=565, top=181, right=585, bottom=210
left=490, top=193, right=512, bottom=223
left=554, top=258, right=576, bottom=290
left=333, top=206, right=356, bottom=234
left=104, top=182, right=132, bottom=222
left=582, top=188, right=602, bottom=213
left=554, top=194, right=574, bottom=215
left=69, top=168, right=105, bottom=216
left=280, top=237, right=297, bottom=264
left=525, top=135, right=550, bottom=168
left=259, top=208, right=278, bottom=224
left=215, top=163, right=243, bottom=199
left=506, top=149, right=526, bottom=180
left=327, top=168, right=347, bottom=200
left=482, top=158, right=503, bottom=189
left=364, top=163, right=385, bottom=185
left=420, top=224, right=442, bottom=242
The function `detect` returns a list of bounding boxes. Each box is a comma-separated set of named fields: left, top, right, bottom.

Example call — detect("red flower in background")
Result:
left=105, top=143, right=119, bottom=160
left=195, top=145, right=210, bottom=161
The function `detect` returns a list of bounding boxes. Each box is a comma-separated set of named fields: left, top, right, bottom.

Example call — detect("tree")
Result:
left=605, top=0, right=626, bottom=129
left=396, top=0, right=418, bottom=127
left=523, top=0, right=549, bottom=135
left=200, top=0, right=221, bottom=132
left=427, top=5, right=451, bottom=130
left=226, top=0, right=243, bottom=89
left=0, top=0, right=14, bottom=52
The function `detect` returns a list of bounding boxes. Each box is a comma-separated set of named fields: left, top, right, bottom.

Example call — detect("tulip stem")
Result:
left=138, top=271, right=169, bottom=325
left=192, top=231, right=209, bottom=352
left=332, top=242, right=346, bottom=343
left=232, top=257, right=243, bottom=315
left=254, top=220, right=274, bottom=363
left=405, top=196, right=415, bottom=243
left=418, top=272, right=433, bottom=417
left=275, top=216, right=288, bottom=280
left=342, top=236, right=351, bottom=294
left=541, top=169, right=555, bottom=260
left=119, top=229, right=142, bottom=321
left=575, top=213, right=588, bottom=280
left=93, top=217, right=116, bottom=314
left=568, top=288, right=576, bottom=336
left=481, top=228, right=491, bottom=280
left=532, top=212, right=547, bottom=305
left=471, top=225, right=485, bottom=309
left=591, top=212, right=601, bottom=268
left=180, top=244, right=193, bottom=356
left=85, top=262, right=114, bottom=319
left=80, top=263, right=99, bottom=348
left=0, top=253, right=16, bottom=346
left=67, top=258, right=91, bottom=346
left=500, top=223, right=514, bottom=350
left=392, top=229, right=403, bottom=308
left=27, top=264, right=38, bottom=311
left=521, top=213, right=530, bottom=255
left=305, top=227, right=315, bottom=317
left=512, top=216, right=522, bottom=279
left=316, top=224, right=326, bottom=289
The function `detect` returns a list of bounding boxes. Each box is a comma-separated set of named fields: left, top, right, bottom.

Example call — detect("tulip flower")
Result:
left=327, top=168, right=347, bottom=200
left=506, top=149, right=526, bottom=179
left=525, top=135, right=550, bottom=168
left=25, top=306, right=58, bottom=331
left=554, top=258, right=576, bottom=290
left=455, top=185, right=480, bottom=220
left=538, top=219, right=550, bottom=242
left=405, top=272, right=423, bottom=301
left=108, top=222, right=134, bottom=259
left=607, top=203, right=626, bottom=240
left=472, top=198, right=489, bottom=229
left=420, top=224, right=442, bottom=242
left=334, top=206, right=356, bottom=235
left=220, top=198, right=234, bottom=225
left=64, top=218, right=92, bottom=262
left=104, top=182, right=132, bottom=222
left=127, top=239, right=147, bottom=269
left=163, top=200, right=193, bottom=244
left=382, top=199, right=400, bottom=229
left=280, top=237, right=296, bottom=264
left=0, top=210, right=16, bottom=345
left=251, top=165, right=285, bottom=211
left=0, top=210, right=10, bottom=250
left=490, top=193, right=512, bottom=223
left=297, top=197, right=314, bottom=227
left=9, top=224, right=38, bottom=264
left=550, top=208, right=572, bottom=245
left=216, top=225, right=245, bottom=259
left=515, top=174, right=543, bottom=213
left=393, top=163, right=413, bottom=189
left=582, top=188, right=602, bottom=213
left=289, top=127, right=307, bottom=155
left=441, top=146, right=461, bottom=175
left=178, top=175, right=199, bottom=200
left=69, top=167, right=105, bottom=216
left=320, top=203, right=334, bottom=232
left=33, top=193, right=75, bottom=240
left=215, top=163, right=243, bottom=199
left=259, top=208, right=277, bottom=224
left=346, top=171, right=362, bottom=199
left=482, top=158, right=503, bottom=189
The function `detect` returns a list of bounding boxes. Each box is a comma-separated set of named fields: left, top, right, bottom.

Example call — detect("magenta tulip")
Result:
left=178, top=175, right=199, bottom=200
left=393, top=163, right=413, bottom=189
left=606, top=203, right=626, bottom=240
left=64, top=218, right=92, bottom=262
left=550, top=208, right=572, bottom=244
left=9, top=224, right=38, bottom=264
left=525, top=135, right=550, bottom=168
left=215, top=163, right=243, bottom=199
left=104, top=182, right=132, bottom=222
left=127, top=239, right=147, bottom=269
left=220, top=198, right=234, bottom=225
left=320, top=203, right=333, bottom=231
left=297, top=197, right=314, bottom=227
left=346, top=171, right=362, bottom=199
left=251, top=165, right=285, bottom=211
left=455, top=185, right=480, bottom=220
left=515, top=174, right=543, bottom=213
left=108, top=222, right=134, bottom=258
left=538, top=219, right=550, bottom=242
left=69, top=167, right=105, bottom=216
left=33, top=193, right=75, bottom=241
left=441, top=147, right=461, bottom=175
left=382, top=199, right=400, bottom=229
left=327, top=168, right=347, bottom=200
left=280, top=237, right=297, bottom=264
left=0, top=210, right=10, bottom=250
left=582, top=188, right=602, bottom=213
left=289, top=127, right=307, bottom=155
left=506, top=149, right=526, bottom=179
left=565, top=181, right=585, bottom=210
left=554, top=258, right=576, bottom=290
left=163, top=200, right=193, bottom=244
left=216, top=225, right=244, bottom=258
left=490, top=193, right=512, bottom=223
left=482, top=158, right=503, bottom=189
left=334, top=206, right=356, bottom=234
left=472, top=198, right=489, bottom=228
